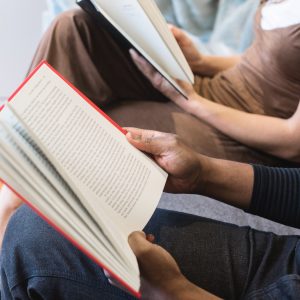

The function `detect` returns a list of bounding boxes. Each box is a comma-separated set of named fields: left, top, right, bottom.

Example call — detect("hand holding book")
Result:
left=125, top=129, right=220, bottom=299
left=125, top=127, right=206, bottom=195
left=168, top=25, right=205, bottom=74
left=129, top=49, right=202, bottom=114
left=128, top=231, right=221, bottom=299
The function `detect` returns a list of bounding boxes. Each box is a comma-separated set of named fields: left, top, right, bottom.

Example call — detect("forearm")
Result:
left=198, top=155, right=254, bottom=209
left=198, top=156, right=300, bottom=228
left=190, top=98, right=299, bottom=161
left=194, top=55, right=241, bottom=77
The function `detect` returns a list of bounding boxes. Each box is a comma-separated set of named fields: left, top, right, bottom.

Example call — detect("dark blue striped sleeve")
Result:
left=249, top=165, right=300, bottom=229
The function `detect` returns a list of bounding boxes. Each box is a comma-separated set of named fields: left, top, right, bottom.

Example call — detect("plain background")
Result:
left=0, top=0, right=47, bottom=100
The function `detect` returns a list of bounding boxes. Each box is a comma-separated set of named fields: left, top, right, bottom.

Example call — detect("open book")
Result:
left=0, top=62, right=168, bottom=297
left=76, top=0, right=194, bottom=97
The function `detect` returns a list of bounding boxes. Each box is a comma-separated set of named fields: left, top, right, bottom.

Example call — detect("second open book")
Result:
left=0, top=62, right=167, bottom=298
left=77, top=0, right=194, bottom=97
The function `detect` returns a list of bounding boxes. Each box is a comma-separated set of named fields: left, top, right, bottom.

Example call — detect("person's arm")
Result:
left=249, top=165, right=300, bottom=228
left=126, top=128, right=300, bottom=228
left=186, top=98, right=300, bottom=162
left=126, top=128, right=254, bottom=210
left=125, top=128, right=300, bottom=298
left=130, top=50, right=300, bottom=162
left=169, top=25, right=241, bottom=76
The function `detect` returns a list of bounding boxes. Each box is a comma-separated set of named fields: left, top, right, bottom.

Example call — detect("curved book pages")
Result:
left=0, top=62, right=167, bottom=298
left=77, top=0, right=194, bottom=98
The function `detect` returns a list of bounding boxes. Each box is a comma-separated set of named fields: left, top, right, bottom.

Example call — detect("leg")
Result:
left=0, top=205, right=134, bottom=300
left=2, top=206, right=300, bottom=299
left=30, top=9, right=167, bottom=107
left=30, top=9, right=292, bottom=166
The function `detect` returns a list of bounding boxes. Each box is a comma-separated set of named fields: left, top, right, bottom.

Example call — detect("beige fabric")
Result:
left=29, top=6, right=300, bottom=166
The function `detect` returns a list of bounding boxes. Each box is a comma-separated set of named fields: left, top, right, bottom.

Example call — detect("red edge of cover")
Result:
left=45, top=61, right=127, bottom=135
left=0, top=61, right=140, bottom=298
left=6, top=60, right=127, bottom=135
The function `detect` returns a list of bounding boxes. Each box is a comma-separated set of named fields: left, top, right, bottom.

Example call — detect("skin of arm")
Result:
left=169, top=25, right=241, bottom=76
left=130, top=49, right=300, bottom=163
left=188, top=98, right=300, bottom=162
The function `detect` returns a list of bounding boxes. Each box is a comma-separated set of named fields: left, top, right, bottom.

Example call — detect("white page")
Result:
left=0, top=117, right=133, bottom=273
left=0, top=154, right=139, bottom=291
left=0, top=106, right=134, bottom=270
left=9, top=63, right=167, bottom=236
left=138, top=0, right=193, bottom=81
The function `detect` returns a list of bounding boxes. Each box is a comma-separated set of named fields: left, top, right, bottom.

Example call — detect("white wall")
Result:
left=0, top=0, right=47, bottom=98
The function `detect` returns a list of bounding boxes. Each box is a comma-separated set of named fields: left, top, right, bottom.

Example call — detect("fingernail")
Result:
left=129, top=49, right=136, bottom=57
left=146, top=234, right=155, bottom=243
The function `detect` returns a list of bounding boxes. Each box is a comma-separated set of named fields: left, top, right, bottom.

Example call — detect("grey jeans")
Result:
left=1, top=205, right=300, bottom=299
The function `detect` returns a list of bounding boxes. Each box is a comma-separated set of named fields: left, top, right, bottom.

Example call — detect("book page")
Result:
left=9, top=63, right=168, bottom=237
left=138, top=0, right=193, bottom=82
left=0, top=106, right=133, bottom=271
left=0, top=151, right=139, bottom=290
left=91, top=0, right=194, bottom=84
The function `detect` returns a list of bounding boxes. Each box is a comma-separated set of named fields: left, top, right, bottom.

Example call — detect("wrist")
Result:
left=193, top=154, right=215, bottom=195
left=193, top=55, right=214, bottom=76
left=185, top=94, right=205, bottom=116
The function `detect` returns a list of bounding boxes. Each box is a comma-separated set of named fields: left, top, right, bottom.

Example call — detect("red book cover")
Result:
left=0, top=61, right=141, bottom=298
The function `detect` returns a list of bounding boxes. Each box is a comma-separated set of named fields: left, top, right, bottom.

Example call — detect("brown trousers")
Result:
left=29, top=9, right=291, bottom=166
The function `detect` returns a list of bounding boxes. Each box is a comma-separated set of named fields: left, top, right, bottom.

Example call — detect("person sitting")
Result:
left=1, top=127, right=300, bottom=299
left=27, top=0, right=300, bottom=166
left=43, top=0, right=260, bottom=55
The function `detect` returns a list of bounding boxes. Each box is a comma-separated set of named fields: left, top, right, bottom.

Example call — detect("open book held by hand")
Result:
left=0, top=62, right=168, bottom=298
left=77, top=0, right=194, bottom=98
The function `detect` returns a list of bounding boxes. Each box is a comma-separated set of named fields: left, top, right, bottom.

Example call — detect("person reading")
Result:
left=1, top=127, right=300, bottom=299
left=27, top=0, right=300, bottom=166
left=3, top=0, right=300, bottom=220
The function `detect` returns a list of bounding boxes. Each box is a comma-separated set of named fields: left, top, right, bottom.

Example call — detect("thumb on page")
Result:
left=125, top=128, right=168, bottom=156
left=128, top=231, right=153, bottom=258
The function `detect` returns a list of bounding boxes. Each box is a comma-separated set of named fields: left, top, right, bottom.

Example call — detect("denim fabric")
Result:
left=1, top=205, right=300, bottom=299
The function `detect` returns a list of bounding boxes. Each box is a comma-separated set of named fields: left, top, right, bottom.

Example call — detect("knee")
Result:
left=1, top=205, right=64, bottom=275
left=53, top=8, right=91, bottom=28
left=48, top=9, right=93, bottom=46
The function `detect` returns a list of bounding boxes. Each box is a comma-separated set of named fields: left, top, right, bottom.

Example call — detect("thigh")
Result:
left=2, top=206, right=299, bottom=300
left=0, top=205, right=134, bottom=300
left=145, top=209, right=300, bottom=299
left=29, top=9, right=167, bottom=108
left=106, top=100, right=294, bottom=166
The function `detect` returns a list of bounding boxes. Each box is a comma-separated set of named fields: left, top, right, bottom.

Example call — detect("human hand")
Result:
left=128, top=231, right=186, bottom=300
left=169, top=25, right=204, bottom=74
left=129, top=232, right=220, bottom=300
left=130, top=49, right=201, bottom=114
left=0, top=185, right=22, bottom=215
left=126, top=128, right=207, bottom=194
